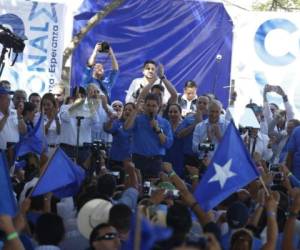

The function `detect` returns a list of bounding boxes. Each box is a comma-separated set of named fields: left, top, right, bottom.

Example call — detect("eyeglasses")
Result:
left=113, top=105, right=123, bottom=108
left=95, top=232, right=118, bottom=241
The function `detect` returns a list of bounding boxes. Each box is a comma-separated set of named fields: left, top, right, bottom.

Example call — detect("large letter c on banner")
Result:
left=255, top=18, right=297, bottom=66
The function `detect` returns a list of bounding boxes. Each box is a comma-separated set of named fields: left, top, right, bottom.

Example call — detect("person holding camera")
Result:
left=82, top=42, right=119, bottom=103
left=192, top=100, right=228, bottom=161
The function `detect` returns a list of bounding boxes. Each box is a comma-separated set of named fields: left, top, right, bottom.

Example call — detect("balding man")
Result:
left=192, top=100, right=229, bottom=160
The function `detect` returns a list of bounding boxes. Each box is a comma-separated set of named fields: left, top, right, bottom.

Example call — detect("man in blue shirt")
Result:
left=81, top=42, right=119, bottom=103
left=124, top=93, right=173, bottom=179
left=287, top=126, right=300, bottom=179
left=176, top=95, right=209, bottom=167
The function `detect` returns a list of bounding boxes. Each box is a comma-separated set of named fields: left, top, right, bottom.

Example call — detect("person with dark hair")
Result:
left=132, top=63, right=178, bottom=107
left=0, top=87, right=26, bottom=152
left=89, top=223, right=120, bottom=250
left=22, top=102, right=36, bottom=133
left=59, top=85, right=94, bottom=166
left=178, top=80, right=198, bottom=117
left=0, top=79, right=11, bottom=89
left=108, top=204, right=132, bottom=241
left=163, top=103, right=184, bottom=177
left=104, top=102, right=135, bottom=170
left=124, top=93, right=173, bottom=179
left=29, top=93, right=41, bottom=113
left=156, top=203, right=192, bottom=249
left=125, top=60, right=173, bottom=104
left=35, top=213, right=65, bottom=249
left=41, top=93, right=61, bottom=155
left=82, top=42, right=119, bottom=103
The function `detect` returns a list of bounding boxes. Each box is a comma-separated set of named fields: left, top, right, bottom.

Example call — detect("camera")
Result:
left=98, top=41, right=110, bottom=53
left=109, top=171, right=120, bottom=179
left=269, top=163, right=281, bottom=172
left=273, top=172, right=284, bottom=183
left=164, top=189, right=180, bottom=199
left=0, top=24, right=25, bottom=53
left=198, top=138, right=214, bottom=153
left=91, top=140, right=106, bottom=153
left=143, top=181, right=152, bottom=196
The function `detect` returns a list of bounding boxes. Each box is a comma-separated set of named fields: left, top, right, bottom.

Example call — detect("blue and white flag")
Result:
left=194, top=121, right=260, bottom=211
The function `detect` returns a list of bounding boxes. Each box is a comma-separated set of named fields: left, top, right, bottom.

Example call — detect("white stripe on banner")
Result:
left=231, top=12, right=300, bottom=119
left=0, top=0, right=66, bottom=94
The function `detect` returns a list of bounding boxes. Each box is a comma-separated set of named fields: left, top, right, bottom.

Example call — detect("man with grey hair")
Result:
left=192, top=99, right=229, bottom=160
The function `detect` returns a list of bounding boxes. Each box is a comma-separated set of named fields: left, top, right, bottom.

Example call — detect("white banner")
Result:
left=0, top=0, right=66, bottom=94
left=232, top=12, right=300, bottom=119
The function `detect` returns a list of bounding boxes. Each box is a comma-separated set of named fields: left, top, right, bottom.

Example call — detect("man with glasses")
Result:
left=89, top=223, right=121, bottom=250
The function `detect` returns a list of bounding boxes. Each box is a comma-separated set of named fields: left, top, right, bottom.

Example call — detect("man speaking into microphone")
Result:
left=124, top=93, right=173, bottom=179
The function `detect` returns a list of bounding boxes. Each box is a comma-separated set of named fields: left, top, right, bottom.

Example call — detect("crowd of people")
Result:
left=0, top=42, right=300, bottom=250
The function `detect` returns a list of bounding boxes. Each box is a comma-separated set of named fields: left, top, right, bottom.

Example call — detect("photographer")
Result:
left=82, top=42, right=119, bottom=103
left=192, top=100, right=228, bottom=161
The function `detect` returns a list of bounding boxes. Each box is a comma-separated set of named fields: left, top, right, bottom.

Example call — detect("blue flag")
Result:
left=194, top=121, right=260, bottom=211
left=31, top=147, right=85, bottom=198
left=122, top=212, right=172, bottom=250
left=15, top=114, right=45, bottom=158
left=0, top=152, right=17, bottom=216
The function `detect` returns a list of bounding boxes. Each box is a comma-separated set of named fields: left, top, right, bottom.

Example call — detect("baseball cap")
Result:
left=227, top=202, right=249, bottom=229
left=0, top=86, right=14, bottom=95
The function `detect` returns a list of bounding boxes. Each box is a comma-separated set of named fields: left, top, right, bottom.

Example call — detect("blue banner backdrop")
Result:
left=71, top=0, right=233, bottom=106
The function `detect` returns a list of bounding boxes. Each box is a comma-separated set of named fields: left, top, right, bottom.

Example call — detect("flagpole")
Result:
left=134, top=207, right=142, bottom=250
left=259, top=176, right=270, bottom=197
left=28, top=147, right=59, bottom=197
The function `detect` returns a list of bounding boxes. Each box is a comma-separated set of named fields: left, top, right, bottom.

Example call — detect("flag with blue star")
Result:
left=194, top=121, right=259, bottom=211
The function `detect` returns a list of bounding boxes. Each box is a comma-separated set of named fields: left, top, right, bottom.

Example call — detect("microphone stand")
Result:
left=75, top=116, right=84, bottom=164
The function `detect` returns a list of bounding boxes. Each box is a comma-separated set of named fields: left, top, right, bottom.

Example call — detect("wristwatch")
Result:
left=155, top=127, right=163, bottom=134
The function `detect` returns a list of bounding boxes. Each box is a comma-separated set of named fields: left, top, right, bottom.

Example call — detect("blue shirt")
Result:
left=287, top=126, right=300, bottom=179
left=128, top=114, right=173, bottom=156
left=164, top=130, right=184, bottom=178
left=104, top=119, right=132, bottom=161
left=81, top=67, right=119, bottom=100
left=176, top=114, right=208, bottom=156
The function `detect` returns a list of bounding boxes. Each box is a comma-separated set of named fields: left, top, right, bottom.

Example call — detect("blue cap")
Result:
left=0, top=86, right=14, bottom=95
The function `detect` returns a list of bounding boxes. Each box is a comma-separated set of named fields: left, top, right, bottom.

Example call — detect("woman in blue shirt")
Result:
left=104, top=102, right=135, bottom=170
left=163, top=103, right=184, bottom=178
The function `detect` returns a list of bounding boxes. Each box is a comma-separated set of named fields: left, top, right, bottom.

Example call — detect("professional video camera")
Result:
left=0, top=24, right=26, bottom=76
left=98, top=41, right=110, bottom=53
left=0, top=24, right=25, bottom=53
left=198, top=138, right=215, bottom=154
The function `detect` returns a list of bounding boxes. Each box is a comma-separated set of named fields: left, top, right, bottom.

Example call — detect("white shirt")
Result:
left=44, top=116, right=60, bottom=145
left=125, top=77, right=170, bottom=104
left=59, top=104, right=93, bottom=146
left=91, top=102, right=112, bottom=143
left=242, top=131, right=273, bottom=161
left=0, top=109, right=19, bottom=150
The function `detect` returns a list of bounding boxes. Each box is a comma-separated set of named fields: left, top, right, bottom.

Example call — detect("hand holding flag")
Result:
left=194, top=121, right=260, bottom=211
